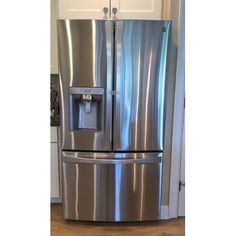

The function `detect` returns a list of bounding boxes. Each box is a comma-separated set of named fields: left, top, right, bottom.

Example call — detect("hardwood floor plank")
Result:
left=51, top=204, right=185, bottom=236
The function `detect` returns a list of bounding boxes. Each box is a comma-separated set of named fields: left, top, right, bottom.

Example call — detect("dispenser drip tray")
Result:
left=78, top=101, right=99, bottom=130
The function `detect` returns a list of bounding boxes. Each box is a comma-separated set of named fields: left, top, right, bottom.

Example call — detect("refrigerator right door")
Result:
left=113, top=20, right=171, bottom=151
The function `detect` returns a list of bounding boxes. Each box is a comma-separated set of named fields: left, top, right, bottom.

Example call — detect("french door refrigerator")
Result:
left=58, top=20, right=171, bottom=221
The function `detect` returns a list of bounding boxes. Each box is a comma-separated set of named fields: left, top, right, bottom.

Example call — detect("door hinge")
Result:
left=179, top=180, right=185, bottom=191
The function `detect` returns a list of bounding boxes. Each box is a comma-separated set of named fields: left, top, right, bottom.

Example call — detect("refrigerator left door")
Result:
left=58, top=20, right=113, bottom=151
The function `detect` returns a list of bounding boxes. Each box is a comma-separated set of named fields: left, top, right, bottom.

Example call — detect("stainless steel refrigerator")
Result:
left=58, top=20, right=171, bottom=221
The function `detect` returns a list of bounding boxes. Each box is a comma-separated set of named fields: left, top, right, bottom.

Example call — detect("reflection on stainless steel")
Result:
left=93, top=164, right=97, bottom=220
left=58, top=20, right=171, bottom=222
left=62, top=163, right=68, bottom=217
left=62, top=152, right=162, bottom=221
left=58, top=20, right=113, bottom=151
left=75, top=164, right=79, bottom=219
left=114, top=21, right=171, bottom=151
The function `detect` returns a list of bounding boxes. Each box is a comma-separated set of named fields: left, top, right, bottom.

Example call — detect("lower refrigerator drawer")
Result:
left=62, top=154, right=162, bottom=221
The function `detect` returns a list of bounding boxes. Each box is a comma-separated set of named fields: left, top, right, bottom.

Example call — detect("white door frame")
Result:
left=168, top=0, right=185, bottom=218
left=178, top=116, right=185, bottom=216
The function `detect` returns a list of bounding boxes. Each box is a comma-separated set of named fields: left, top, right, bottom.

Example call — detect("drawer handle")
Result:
left=62, top=156, right=162, bottom=164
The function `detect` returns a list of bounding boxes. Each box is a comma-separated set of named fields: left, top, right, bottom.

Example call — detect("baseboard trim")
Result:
left=160, top=205, right=170, bottom=219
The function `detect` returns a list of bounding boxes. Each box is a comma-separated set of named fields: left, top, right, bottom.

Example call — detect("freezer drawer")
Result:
left=62, top=152, right=162, bottom=221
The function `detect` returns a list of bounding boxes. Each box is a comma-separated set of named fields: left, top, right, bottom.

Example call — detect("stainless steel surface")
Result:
left=69, top=87, right=105, bottom=95
left=58, top=20, right=113, bottom=151
left=62, top=152, right=162, bottom=221
left=58, top=20, right=172, bottom=222
left=114, top=21, right=171, bottom=151
left=62, top=151, right=162, bottom=164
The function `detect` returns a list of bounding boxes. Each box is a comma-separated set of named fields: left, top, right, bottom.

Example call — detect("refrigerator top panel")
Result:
left=58, top=20, right=113, bottom=151
left=113, top=20, right=171, bottom=151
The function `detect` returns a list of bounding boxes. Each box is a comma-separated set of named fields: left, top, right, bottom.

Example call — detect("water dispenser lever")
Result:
left=81, top=94, right=92, bottom=113
left=85, top=102, right=91, bottom=113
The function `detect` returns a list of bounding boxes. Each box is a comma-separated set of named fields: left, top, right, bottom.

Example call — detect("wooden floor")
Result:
left=51, top=204, right=185, bottom=236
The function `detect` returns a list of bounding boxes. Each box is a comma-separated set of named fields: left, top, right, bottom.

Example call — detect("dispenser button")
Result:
left=82, top=94, right=92, bottom=101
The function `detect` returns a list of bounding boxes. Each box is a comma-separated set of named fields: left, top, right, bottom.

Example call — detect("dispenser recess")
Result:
left=69, top=87, right=104, bottom=131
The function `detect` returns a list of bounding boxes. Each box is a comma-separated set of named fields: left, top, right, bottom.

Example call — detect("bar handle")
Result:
left=62, top=156, right=162, bottom=164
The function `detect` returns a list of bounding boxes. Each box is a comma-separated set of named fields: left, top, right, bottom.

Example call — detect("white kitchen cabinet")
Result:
left=59, top=0, right=166, bottom=20
left=50, top=126, right=61, bottom=202
left=112, top=0, right=163, bottom=20
left=59, top=0, right=110, bottom=19
left=51, top=0, right=59, bottom=74
left=51, top=143, right=60, bottom=198
left=50, top=127, right=58, bottom=142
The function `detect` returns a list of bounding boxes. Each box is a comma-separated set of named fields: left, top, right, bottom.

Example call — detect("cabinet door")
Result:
left=51, top=143, right=60, bottom=198
left=59, top=0, right=110, bottom=19
left=111, top=0, right=163, bottom=19
left=51, top=0, right=58, bottom=74
left=50, top=127, right=58, bottom=143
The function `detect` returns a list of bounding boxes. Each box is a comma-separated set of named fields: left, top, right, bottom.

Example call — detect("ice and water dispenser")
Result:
left=69, top=87, right=104, bottom=131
